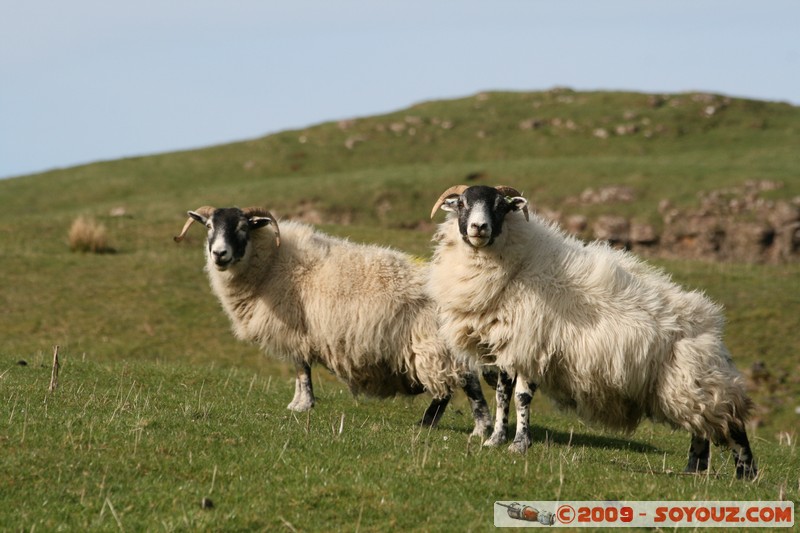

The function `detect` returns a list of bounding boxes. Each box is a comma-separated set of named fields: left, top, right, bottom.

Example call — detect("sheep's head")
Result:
left=430, top=185, right=528, bottom=248
left=174, top=206, right=280, bottom=271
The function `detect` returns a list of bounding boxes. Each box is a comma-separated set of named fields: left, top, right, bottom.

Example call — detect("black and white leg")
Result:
left=684, top=434, right=710, bottom=473
left=286, top=361, right=315, bottom=411
left=484, top=370, right=514, bottom=447
left=420, top=396, right=450, bottom=427
left=462, top=371, right=492, bottom=437
left=728, top=425, right=757, bottom=480
left=508, top=378, right=536, bottom=454
left=481, top=367, right=499, bottom=389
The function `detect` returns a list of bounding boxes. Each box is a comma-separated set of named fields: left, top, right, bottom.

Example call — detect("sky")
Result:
left=1, top=1, right=798, bottom=179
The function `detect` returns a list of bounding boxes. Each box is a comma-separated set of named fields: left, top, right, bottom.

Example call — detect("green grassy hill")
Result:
left=1, top=90, right=798, bottom=530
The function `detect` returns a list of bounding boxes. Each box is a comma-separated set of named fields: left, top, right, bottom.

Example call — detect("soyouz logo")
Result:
left=494, top=501, right=794, bottom=528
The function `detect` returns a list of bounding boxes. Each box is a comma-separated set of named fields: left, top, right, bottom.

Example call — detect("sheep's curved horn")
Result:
left=430, top=185, right=469, bottom=219
left=243, top=207, right=281, bottom=247
left=495, top=185, right=529, bottom=221
left=173, top=206, right=215, bottom=242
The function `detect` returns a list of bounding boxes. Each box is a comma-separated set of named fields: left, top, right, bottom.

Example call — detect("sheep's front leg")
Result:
left=728, top=425, right=758, bottom=480
left=684, top=434, right=710, bottom=474
left=287, top=361, right=315, bottom=412
left=420, top=396, right=450, bottom=427
left=508, top=378, right=536, bottom=454
left=462, top=371, right=492, bottom=438
left=484, top=370, right=514, bottom=447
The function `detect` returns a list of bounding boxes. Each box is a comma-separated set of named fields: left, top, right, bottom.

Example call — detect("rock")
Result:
left=537, top=208, right=561, bottom=225
left=592, top=216, right=630, bottom=247
left=648, top=95, right=667, bottom=108
left=344, top=135, right=366, bottom=150
left=570, top=186, right=636, bottom=206
left=770, top=222, right=800, bottom=262
left=719, top=220, right=775, bottom=262
left=518, top=118, right=544, bottom=130
left=630, top=222, right=658, bottom=245
left=540, top=179, right=798, bottom=263
left=564, top=215, right=588, bottom=235
left=766, top=201, right=800, bottom=228
left=614, top=124, right=638, bottom=135
left=660, top=215, right=722, bottom=260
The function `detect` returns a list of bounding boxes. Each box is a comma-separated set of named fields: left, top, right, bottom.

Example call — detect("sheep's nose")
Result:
left=212, top=249, right=228, bottom=260
left=471, top=222, right=488, bottom=233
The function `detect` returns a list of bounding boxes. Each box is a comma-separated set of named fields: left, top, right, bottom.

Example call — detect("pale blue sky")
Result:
left=1, top=1, right=798, bottom=179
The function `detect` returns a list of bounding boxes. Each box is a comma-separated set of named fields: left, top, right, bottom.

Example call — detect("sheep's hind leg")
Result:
left=684, top=434, right=710, bottom=474
left=481, top=367, right=499, bottom=389
left=462, top=371, right=492, bottom=437
left=729, top=425, right=757, bottom=480
left=508, top=378, right=536, bottom=454
left=484, top=370, right=514, bottom=447
left=420, top=396, right=450, bottom=428
left=287, top=361, right=315, bottom=412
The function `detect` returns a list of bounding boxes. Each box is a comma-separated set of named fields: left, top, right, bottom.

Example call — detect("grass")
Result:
left=1, top=89, right=799, bottom=530
left=2, top=357, right=797, bottom=531
left=68, top=215, right=114, bottom=254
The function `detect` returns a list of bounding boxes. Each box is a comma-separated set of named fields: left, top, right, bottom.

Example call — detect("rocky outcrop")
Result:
left=657, top=181, right=799, bottom=263
left=549, top=180, right=799, bottom=263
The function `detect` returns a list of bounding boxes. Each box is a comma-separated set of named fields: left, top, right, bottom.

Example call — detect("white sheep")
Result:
left=174, top=206, right=492, bottom=435
left=428, top=185, right=757, bottom=479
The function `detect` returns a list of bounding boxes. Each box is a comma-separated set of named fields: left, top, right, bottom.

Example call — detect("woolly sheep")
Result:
left=428, top=185, right=757, bottom=479
left=174, top=206, right=492, bottom=435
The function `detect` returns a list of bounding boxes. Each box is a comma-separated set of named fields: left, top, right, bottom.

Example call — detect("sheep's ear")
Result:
left=248, top=216, right=281, bottom=247
left=430, top=185, right=469, bottom=219
left=188, top=210, right=208, bottom=224
left=248, top=216, right=272, bottom=230
left=441, top=198, right=460, bottom=212
left=507, top=197, right=529, bottom=221
left=175, top=206, right=215, bottom=242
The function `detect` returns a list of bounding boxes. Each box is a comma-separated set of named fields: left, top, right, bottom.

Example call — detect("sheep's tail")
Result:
left=655, top=337, right=752, bottom=443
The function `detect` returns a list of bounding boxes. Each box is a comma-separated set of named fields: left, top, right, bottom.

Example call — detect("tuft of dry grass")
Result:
left=68, top=215, right=113, bottom=253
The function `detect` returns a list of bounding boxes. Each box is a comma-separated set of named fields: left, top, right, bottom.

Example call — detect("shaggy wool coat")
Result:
left=429, top=210, right=752, bottom=442
left=204, top=220, right=463, bottom=399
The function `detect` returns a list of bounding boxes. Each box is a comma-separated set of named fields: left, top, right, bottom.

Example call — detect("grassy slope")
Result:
left=2, top=359, right=797, bottom=531
left=1, top=90, right=799, bottom=530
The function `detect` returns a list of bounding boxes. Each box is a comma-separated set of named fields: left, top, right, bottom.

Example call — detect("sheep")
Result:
left=428, top=185, right=757, bottom=479
left=174, top=206, right=492, bottom=435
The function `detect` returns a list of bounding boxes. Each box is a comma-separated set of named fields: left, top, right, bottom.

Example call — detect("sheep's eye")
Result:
left=457, top=199, right=464, bottom=209
left=205, top=223, right=212, bottom=229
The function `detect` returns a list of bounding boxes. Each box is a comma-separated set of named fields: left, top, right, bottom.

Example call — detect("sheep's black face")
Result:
left=189, top=208, right=268, bottom=271
left=442, top=186, right=528, bottom=248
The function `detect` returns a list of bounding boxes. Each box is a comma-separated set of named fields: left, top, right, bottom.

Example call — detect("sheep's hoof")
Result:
left=286, top=399, right=314, bottom=412
left=471, top=423, right=493, bottom=439
left=483, top=432, right=507, bottom=447
left=508, top=437, right=531, bottom=454
left=683, top=462, right=708, bottom=474
left=736, top=462, right=758, bottom=481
